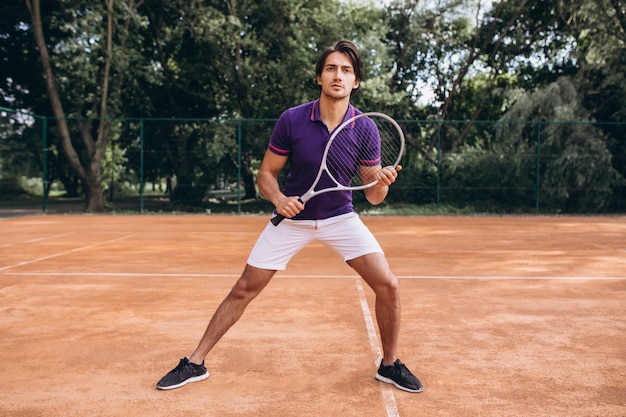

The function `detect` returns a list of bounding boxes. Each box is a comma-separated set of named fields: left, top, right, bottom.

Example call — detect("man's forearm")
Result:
left=257, top=171, right=283, bottom=207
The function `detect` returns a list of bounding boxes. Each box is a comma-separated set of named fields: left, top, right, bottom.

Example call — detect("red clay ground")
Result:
left=0, top=215, right=624, bottom=416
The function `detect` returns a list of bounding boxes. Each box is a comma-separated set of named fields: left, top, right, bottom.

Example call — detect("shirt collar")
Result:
left=310, top=99, right=356, bottom=127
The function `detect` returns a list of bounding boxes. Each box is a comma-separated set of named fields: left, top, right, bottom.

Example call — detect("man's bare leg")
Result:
left=347, top=252, right=400, bottom=364
left=348, top=252, right=423, bottom=393
left=188, top=264, right=276, bottom=364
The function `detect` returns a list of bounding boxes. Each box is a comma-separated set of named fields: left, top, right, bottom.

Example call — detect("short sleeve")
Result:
left=268, top=112, right=291, bottom=157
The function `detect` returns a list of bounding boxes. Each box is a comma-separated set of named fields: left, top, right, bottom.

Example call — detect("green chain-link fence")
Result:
left=1, top=107, right=624, bottom=215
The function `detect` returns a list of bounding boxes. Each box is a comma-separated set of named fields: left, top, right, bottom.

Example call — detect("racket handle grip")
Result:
left=270, top=197, right=304, bottom=226
left=271, top=214, right=286, bottom=226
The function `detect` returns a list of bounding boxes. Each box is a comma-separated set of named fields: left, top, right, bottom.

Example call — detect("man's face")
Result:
left=317, top=51, right=360, bottom=100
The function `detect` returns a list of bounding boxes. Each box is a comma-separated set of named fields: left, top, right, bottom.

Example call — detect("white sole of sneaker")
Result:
left=156, top=371, right=209, bottom=390
left=375, top=373, right=424, bottom=393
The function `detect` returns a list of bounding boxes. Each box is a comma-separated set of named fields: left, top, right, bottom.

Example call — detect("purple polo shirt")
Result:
left=268, top=100, right=361, bottom=220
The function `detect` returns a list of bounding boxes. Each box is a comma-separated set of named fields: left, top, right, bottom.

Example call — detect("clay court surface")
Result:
left=0, top=214, right=624, bottom=416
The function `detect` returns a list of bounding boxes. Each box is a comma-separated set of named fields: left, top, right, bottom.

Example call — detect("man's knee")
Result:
left=372, top=275, right=399, bottom=299
left=229, top=267, right=274, bottom=301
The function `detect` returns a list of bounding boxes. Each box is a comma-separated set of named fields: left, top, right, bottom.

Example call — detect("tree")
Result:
left=497, top=77, right=622, bottom=212
left=559, top=0, right=626, bottom=208
left=385, top=0, right=581, bottom=144
left=133, top=0, right=400, bottom=204
left=23, top=0, right=145, bottom=211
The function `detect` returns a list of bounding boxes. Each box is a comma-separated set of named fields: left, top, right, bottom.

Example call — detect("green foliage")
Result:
left=497, top=77, right=623, bottom=212
left=0, top=178, right=27, bottom=198
left=392, top=149, right=439, bottom=205
left=1, top=0, right=624, bottom=213
left=440, top=143, right=536, bottom=212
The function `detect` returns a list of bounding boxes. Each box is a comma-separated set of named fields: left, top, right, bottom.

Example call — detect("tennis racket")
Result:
left=271, top=112, right=405, bottom=226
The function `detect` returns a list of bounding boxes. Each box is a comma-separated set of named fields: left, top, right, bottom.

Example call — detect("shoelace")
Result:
left=175, top=359, right=192, bottom=375
left=387, top=361, right=412, bottom=379
left=397, top=362, right=412, bottom=378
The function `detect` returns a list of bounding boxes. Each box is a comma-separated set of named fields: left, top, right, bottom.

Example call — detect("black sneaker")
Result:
left=375, top=359, right=423, bottom=393
left=156, top=357, right=209, bottom=390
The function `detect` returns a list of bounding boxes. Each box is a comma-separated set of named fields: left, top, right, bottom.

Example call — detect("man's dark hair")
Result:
left=315, top=40, right=364, bottom=96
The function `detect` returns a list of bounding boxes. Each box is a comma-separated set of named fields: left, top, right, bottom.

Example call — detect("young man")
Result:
left=156, top=40, right=423, bottom=394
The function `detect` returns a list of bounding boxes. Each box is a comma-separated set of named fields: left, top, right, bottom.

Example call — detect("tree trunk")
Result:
left=84, top=181, right=106, bottom=212
left=25, top=0, right=106, bottom=211
left=24, top=0, right=136, bottom=212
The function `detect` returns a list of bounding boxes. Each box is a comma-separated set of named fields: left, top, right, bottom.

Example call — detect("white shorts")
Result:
left=247, top=212, right=383, bottom=270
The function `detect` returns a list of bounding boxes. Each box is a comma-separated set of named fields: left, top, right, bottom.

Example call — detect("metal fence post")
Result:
left=436, top=120, right=442, bottom=212
left=237, top=119, right=242, bottom=214
left=42, top=116, right=48, bottom=213
left=535, top=121, right=541, bottom=214
left=140, top=118, right=144, bottom=213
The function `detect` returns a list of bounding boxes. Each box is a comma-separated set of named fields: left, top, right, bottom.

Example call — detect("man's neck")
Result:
left=318, top=95, right=351, bottom=132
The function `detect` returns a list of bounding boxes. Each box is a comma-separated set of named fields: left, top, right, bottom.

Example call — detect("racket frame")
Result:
left=271, top=112, right=405, bottom=226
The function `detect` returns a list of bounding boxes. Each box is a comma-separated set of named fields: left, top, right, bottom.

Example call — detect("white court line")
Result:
left=1, top=271, right=625, bottom=281
left=397, top=275, right=626, bottom=281
left=355, top=278, right=400, bottom=417
left=0, top=233, right=71, bottom=249
left=278, top=274, right=626, bottom=281
left=0, top=234, right=136, bottom=272
left=0, top=272, right=242, bottom=277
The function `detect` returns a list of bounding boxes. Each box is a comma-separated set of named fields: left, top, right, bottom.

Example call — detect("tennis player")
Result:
left=156, top=40, right=423, bottom=393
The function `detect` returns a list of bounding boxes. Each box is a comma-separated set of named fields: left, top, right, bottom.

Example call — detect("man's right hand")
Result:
left=274, top=195, right=305, bottom=219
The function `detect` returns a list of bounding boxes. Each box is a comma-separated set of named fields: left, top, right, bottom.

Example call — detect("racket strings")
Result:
left=325, top=116, right=403, bottom=188
left=376, top=119, right=404, bottom=167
